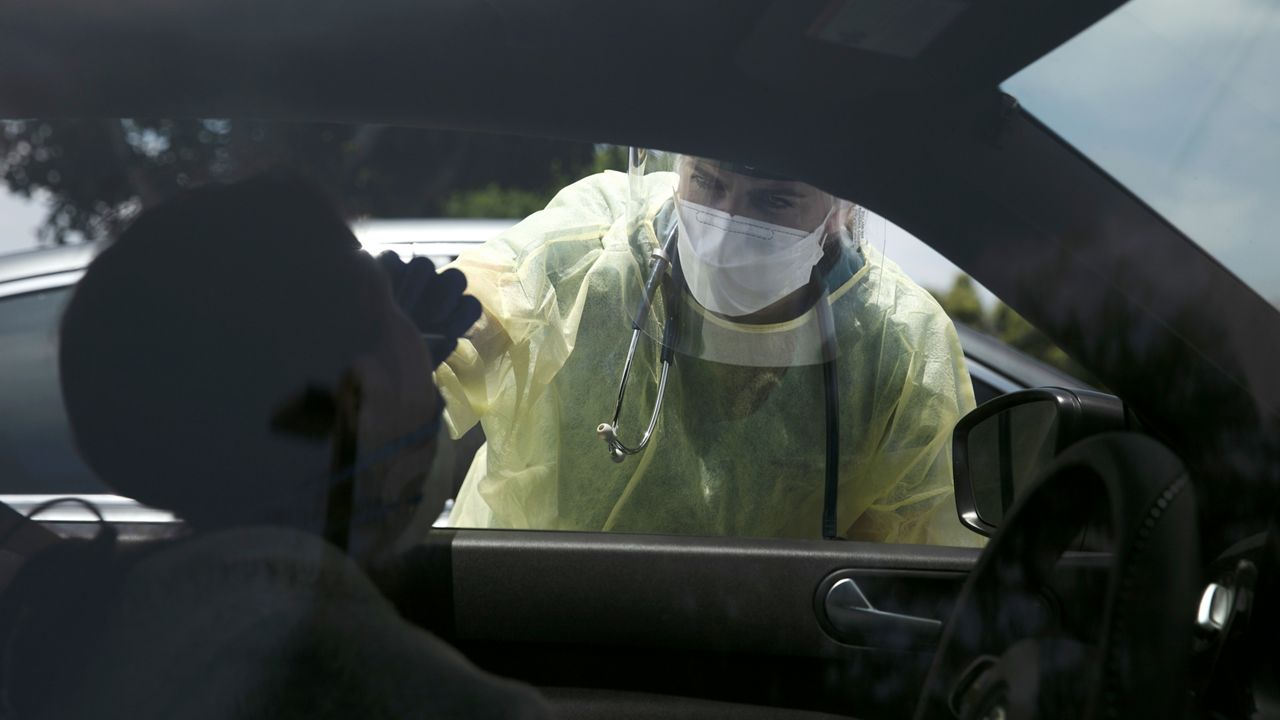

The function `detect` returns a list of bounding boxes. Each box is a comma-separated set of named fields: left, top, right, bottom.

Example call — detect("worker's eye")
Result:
left=754, top=194, right=796, bottom=213
left=689, top=173, right=725, bottom=197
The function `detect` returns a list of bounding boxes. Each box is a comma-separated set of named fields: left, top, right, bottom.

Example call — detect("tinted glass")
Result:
left=1003, top=0, right=1280, bottom=307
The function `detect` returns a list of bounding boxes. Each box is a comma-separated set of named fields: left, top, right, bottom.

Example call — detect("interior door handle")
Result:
left=823, top=577, right=943, bottom=650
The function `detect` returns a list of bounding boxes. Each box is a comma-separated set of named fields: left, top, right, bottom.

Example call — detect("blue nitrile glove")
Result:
left=376, top=252, right=482, bottom=368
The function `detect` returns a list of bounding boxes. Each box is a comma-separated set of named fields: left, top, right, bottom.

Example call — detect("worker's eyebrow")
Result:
left=689, top=160, right=725, bottom=179
left=752, top=186, right=807, bottom=198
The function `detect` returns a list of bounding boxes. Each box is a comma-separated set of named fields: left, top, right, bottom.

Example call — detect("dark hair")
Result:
left=59, top=172, right=383, bottom=527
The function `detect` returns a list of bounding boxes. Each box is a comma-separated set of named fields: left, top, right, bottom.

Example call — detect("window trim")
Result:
left=0, top=270, right=84, bottom=300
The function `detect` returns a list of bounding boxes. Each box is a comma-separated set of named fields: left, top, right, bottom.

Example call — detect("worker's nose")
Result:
left=722, top=193, right=752, bottom=218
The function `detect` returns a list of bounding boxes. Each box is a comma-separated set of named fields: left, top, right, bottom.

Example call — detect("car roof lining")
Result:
left=0, top=0, right=1118, bottom=160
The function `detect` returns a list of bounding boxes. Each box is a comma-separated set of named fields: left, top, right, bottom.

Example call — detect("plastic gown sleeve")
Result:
left=435, top=173, right=629, bottom=437
left=434, top=171, right=642, bottom=529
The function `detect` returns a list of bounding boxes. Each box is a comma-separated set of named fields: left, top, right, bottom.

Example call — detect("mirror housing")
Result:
left=952, top=387, right=1129, bottom=537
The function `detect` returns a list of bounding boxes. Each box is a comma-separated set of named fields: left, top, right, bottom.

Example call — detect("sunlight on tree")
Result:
left=931, top=274, right=1100, bottom=386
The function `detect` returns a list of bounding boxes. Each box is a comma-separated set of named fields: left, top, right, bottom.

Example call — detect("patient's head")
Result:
left=60, top=172, right=438, bottom=538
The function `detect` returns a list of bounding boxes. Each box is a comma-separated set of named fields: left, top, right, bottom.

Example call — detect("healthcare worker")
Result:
left=435, top=151, right=977, bottom=544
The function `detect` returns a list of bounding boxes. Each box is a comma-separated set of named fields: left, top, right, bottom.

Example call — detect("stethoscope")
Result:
left=595, top=216, right=845, bottom=539
left=596, top=221, right=681, bottom=463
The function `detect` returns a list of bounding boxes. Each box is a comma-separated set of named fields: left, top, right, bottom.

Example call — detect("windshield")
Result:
left=1002, top=0, right=1280, bottom=307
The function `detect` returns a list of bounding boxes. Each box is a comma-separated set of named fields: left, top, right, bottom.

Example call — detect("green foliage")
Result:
left=442, top=145, right=628, bottom=219
left=0, top=120, right=619, bottom=244
left=441, top=184, right=553, bottom=219
left=936, top=275, right=985, bottom=328
left=589, top=144, right=629, bottom=175
left=931, top=274, right=1101, bottom=386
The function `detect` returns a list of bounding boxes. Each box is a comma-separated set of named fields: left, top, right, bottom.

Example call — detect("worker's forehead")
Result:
left=684, top=159, right=824, bottom=197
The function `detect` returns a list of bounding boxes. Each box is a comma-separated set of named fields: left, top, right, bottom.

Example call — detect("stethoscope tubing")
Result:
left=596, top=223, right=680, bottom=462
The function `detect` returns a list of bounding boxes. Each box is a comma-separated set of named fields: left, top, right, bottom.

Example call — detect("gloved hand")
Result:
left=376, top=252, right=482, bottom=368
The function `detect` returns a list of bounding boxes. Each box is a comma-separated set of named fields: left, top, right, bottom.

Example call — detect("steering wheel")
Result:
left=914, top=433, right=1200, bottom=719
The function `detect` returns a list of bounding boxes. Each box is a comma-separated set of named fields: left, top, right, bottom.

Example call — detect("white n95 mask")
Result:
left=675, top=198, right=829, bottom=317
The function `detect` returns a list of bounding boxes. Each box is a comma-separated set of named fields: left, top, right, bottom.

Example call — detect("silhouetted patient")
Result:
left=0, top=173, right=548, bottom=719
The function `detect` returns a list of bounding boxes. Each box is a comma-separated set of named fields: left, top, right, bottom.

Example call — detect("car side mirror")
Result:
left=952, top=387, right=1129, bottom=537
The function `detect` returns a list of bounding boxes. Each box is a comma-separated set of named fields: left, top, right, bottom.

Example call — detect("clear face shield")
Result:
left=622, top=149, right=868, bottom=369
left=601, top=150, right=877, bottom=475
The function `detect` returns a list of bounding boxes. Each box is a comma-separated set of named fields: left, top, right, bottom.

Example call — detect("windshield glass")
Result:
left=1002, top=0, right=1280, bottom=306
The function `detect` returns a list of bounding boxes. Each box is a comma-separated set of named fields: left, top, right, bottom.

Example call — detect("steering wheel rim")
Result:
left=914, top=432, right=1200, bottom=720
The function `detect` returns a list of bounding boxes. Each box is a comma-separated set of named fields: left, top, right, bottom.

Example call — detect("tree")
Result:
left=931, top=273, right=1100, bottom=386
left=0, top=119, right=624, bottom=244
left=933, top=275, right=986, bottom=329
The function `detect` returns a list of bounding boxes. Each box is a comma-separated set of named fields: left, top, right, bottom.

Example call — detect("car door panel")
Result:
left=540, top=687, right=859, bottom=720
left=385, top=530, right=979, bottom=717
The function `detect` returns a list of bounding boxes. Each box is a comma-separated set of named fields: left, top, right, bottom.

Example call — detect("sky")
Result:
left=0, top=190, right=46, bottom=256
left=1003, top=0, right=1280, bottom=305
left=862, top=209, right=986, bottom=299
